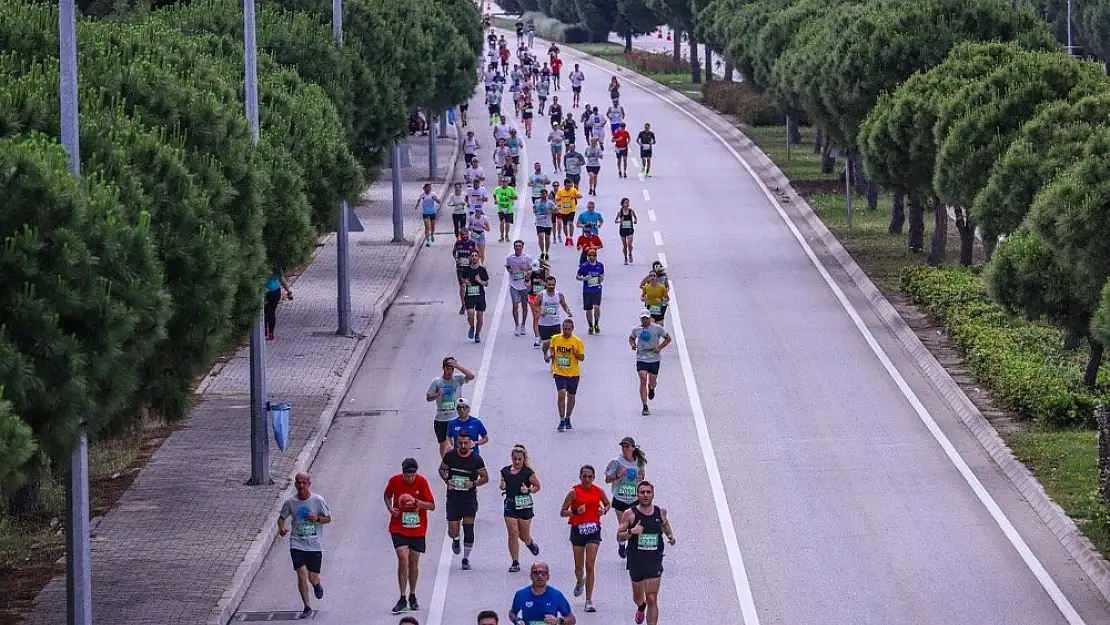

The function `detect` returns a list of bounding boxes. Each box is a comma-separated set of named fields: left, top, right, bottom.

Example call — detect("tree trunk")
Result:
left=1084, top=340, right=1104, bottom=390
left=673, top=30, right=681, bottom=63
left=724, top=59, right=733, bottom=82
left=953, top=207, right=975, bottom=267
left=907, top=191, right=925, bottom=252
left=889, top=192, right=905, bottom=235
left=983, top=233, right=998, bottom=261
left=7, top=474, right=44, bottom=521
left=705, top=46, right=713, bottom=82
left=1065, top=327, right=1083, bottom=350
left=866, top=179, right=879, bottom=212
left=1097, top=406, right=1110, bottom=505
left=814, top=127, right=823, bottom=154
left=820, top=136, right=835, bottom=174
left=624, top=32, right=633, bottom=53
left=928, top=198, right=948, bottom=266
left=690, top=34, right=701, bottom=84
left=787, top=115, right=801, bottom=145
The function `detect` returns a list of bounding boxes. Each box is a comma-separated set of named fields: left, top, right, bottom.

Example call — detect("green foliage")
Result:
left=1076, top=0, right=1110, bottom=66
left=615, top=0, right=663, bottom=38
left=902, top=265, right=1105, bottom=427
left=0, top=390, right=36, bottom=495
left=1093, top=280, right=1110, bottom=350
left=701, top=81, right=779, bottom=125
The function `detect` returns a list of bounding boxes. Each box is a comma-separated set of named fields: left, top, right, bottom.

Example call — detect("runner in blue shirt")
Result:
left=576, top=248, right=604, bottom=336
left=509, top=561, right=576, bottom=625
left=446, top=398, right=489, bottom=454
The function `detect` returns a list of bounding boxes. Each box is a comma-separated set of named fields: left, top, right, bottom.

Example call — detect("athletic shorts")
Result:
left=465, top=295, right=487, bottom=312
left=498, top=211, right=515, bottom=223
left=504, top=500, right=536, bottom=520
left=566, top=173, right=581, bottom=184
left=536, top=225, right=553, bottom=235
left=489, top=104, right=500, bottom=115
left=290, top=549, right=322, bottom=573
left=628, top=557, right=664, bottom=582
left=616, top=148, right=628, bottom=158
left=640, top=149, right=652, bottom=159
left=586, top=166, right=600, bottom=174
left=569, top=522, right=602, bottom=546
left=459, top=102, right=469, bottom=112
left=510, top=286, right=528, bottom=304
left=539, top=324, right=561, bottom=341
left=523, top=112, right=533, bottom=119
left=512, top=155, right=521, bottom=165
left=464, top=153, right=475, bottom=165
left=611, top=123, right=621, bottom=133
left=551, top=144, right=562, bottom=153
left=553, top=374, right=580, bottom=394
left=572, top=85, right=581, bottom=93
left=422, top=212, right=436, bottom=221
left=636, top=361, right=660, bottom=375
left=582, top=291, right=602, bottom=310
left=446, top=495, right=479, bottom=522
left=612, top=499, right=634, bottom=513
left=391, top=533, right=427, bottom=553
left=559, top=212, right=575, bottom=224
left=434, top=420, right=450, bottom=443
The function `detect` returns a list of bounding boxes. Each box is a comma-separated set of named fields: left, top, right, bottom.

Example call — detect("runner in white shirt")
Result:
left=447, top=182, right=470, bottom=240
left=463, top=157, right=486, bottom=186
left=462, top=133, right=481, bottom=173
left=569, top=64, right=585, bottom=108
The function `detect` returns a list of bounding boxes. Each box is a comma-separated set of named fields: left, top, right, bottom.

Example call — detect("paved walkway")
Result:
left=23, top=126, right=462, bottom=625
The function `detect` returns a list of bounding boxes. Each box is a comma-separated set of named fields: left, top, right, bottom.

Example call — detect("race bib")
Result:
left=295, top=521, right=318, bottom=538
left=556, top=356, right=572, bottom=368
left=514, top=494, right=534, bottom=509
left=466, top=285, right=481, bottom=296
left=649, top=305, right=661, bottom=314
left=457, top=256, right=470, bottom=266
left=512, top=271, right=525, bottom=281
left=470, top=229, right=484, bottom=237
left=533, top=284, right=544, bottom=294
left=441, top=399, right=457, bottom=410
left=450, top=475, right=469, bottom=490
left=616, top=483, right=637, bottom=498
left=622, top=219, right=633, bottom=228
left=401, top=511, right=420, bottom=528
left=543, top=304, right=558, bottom=316
left=637, top=532, right=660, bottom=550
left=577, top=521, right=600, bottom=535
left=587, top=276, right=600, bottom=287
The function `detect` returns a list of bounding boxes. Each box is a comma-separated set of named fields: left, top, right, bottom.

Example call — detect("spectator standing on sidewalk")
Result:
left=264, top=271, right=293, bottom=341
left=277, top=472, right=332, bottom=619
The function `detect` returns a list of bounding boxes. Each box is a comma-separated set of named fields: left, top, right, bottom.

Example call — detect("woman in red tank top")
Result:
left=559, top=465, right=611, bottom=612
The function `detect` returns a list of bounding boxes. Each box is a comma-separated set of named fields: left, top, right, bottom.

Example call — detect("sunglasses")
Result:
left=530, top=570, right=549, bottom=576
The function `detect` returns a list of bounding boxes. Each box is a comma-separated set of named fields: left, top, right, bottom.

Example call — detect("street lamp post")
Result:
left=333, top=0, right=352, bottom=337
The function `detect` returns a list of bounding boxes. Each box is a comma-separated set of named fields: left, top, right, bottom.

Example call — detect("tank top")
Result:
left=463, top=137, right=478, bottom=154
left=538, top=290, right=562, bottom=326
left=608, top=107, right=623, bottom=123
left=529, top=271, right=547, bottom=295
left=420, top=193, right=437, bottom=214
left=618, top=208, right=634, bottom=231
left=568, top=483, right=603, bottom=527
left=501, top=466, right=536, bottom=512
left=626, top=505, right=665, bottom=562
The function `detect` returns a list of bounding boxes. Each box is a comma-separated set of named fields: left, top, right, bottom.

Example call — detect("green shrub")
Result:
left=901, top=265, right=1107, bottom=428
left=622, top=49, right=686, bottom=74
left=701, top=81, right=781, bottom=126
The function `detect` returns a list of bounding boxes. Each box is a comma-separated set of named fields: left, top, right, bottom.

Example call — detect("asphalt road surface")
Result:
left=233, top=43, right=1110, bottom=625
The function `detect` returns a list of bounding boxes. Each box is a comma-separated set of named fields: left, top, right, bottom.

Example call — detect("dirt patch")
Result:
left=792, top=178, right=843, bottom=196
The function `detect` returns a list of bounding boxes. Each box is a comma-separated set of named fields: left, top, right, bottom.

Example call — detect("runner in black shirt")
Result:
left=439, top=431, right=488, bottom=570
left=636, top=123, right=657, bottom=177
left=453, top=232, right=478, bottom=315
left=500, top=444, right=542, bottom=572
left=460, top=252, right=490, bottom=343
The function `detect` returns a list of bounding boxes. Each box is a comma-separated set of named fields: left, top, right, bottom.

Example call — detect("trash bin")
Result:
left=268, top=402, right=291, bottom=451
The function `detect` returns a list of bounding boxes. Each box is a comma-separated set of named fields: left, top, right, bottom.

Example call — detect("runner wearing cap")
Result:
left=384, top=458, right=436, bottom=614
left=427, top=357, right=476, bottom=456
left=629, top=312, right=671, bottom=415
left=605, top=438, right=647, bottom=558
left=575, top=247, right=604, bottom=336
left=447, top=398, right=489, bottom=454
left=549, top=318, right=585, bottom=432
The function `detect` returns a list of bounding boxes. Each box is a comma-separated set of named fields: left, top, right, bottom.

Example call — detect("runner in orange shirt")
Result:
left=383, top=458, right=436, bottom=615
left=611, top=122, right=632, bottom=178
left=560, top=465, right=611, bottom=613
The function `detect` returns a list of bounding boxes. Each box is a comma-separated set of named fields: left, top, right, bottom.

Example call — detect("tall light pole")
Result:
left=243, top=0, right=270, bottom=487
left=58, top=2, right=92, bottom=624
left=1066, top=0, right=1075, bottom=56
left=333, top=0, right=352, bottom=336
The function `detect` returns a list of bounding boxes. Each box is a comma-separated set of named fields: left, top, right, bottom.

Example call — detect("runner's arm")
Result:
left=529, top=472, right=542, bottom=493
left=599, top=490, right=611, bottom=515
left=661, top=507, right=676, bottom=544
left=559, top=490, right=577, bottom=517
left=438, top=461, right=451, bottom=484
left=659, top=333, right=673, bottom=352
left=383, top=487, right=398, bottom=515
left=476, top=467, right=490, bottom=487
left=559, top=293, right=572, bottom=316
left=454, top=363, right=476, bottom=381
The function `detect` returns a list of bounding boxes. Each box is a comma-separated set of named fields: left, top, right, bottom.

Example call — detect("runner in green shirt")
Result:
left=493, top=177, right=518, bottom=242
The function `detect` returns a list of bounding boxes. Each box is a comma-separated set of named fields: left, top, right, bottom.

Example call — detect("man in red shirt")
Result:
left=550, top=56, right=563, bottom=90
left=384, top=458, right=436, bottom=615
left=611, top=122, right=631, bottom=178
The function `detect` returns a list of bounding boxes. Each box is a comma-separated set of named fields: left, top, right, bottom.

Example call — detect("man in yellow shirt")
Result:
left=554, top=179, right=581, bottom=248
left=548, top=318, right=585, bottom=432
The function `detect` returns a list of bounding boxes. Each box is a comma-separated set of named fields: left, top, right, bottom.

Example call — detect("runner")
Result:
left=576, top=201, right=604, bottom=238
left=384, top=458, right=436, bottom=615
left=608, top=76, right=621, bottom=106
left=464, top=156, right=486, bottom=186
left=528, top=162, right=551, bottom=207
left=568, top=64, right=584, bottom=108
left=500, top=45, right=511, bottom=74
left=612, top=122, right=630, bottom=177
left=559, top=465, right=610, bottom=612
left=606, top=102, right=625, bottom=135
left=605, top=437, right=646, bottom=558
left=639, top=262, right=670, bottom=318
left=548, top=96, right=563, bottom=129
left=447, top=398, right=489, bottom=452
left=576, top=247, right=604, bottom=335
left=461, top=251, right=490, bottom=343
left=636, top=123, right=656, bottom=177
left=447, top=182, right=469, bottom=240
left=427, top=357, right=476, bottom=456
left=467, top=205, right=492, bottom=264
left=581, top=104, right=594, bottom=141
left=574, top=222, right=603, bottom=266
left=563, top=143, right=585, bottom=190
left=639, top=271, right=669, bottom=325
left=493, top=176, right=517, bottom=243
left=454, top=230, right=478, bottom=313
left=561, top=113, right=577, bottom=148
left=415, top=182, right=441, bottom=247
left=583, top=137, right=603, bottom=196
left=439, top=431, right=489, bottom=571
left=501, top=444, right=542, bottom=572
left=509, top=561, right=576, bottom=625
left=463, top=132, right=481, bottom=172
left=537, top=276, right=572, bottom=362
left=507, top=128, right=524, bottom=169
left=520, top=90, right=535, bottom=138
left=533, top=187, right=555, bottom=261
left=629, top=311, right=671, bottom=415
left=616, top=197, right=638, bottom=263
left=528, top=258, right=551, bottom=347
left=277, top=472, right=331, bottom=619
left=550, top=54, right=563, bottom=90
left=487, top=86, right=503, bottom=126
left=505, top=240, right=534, bottom=336
left=554, top=179, right=581, bottom=247
left=547, top=122, right=564, bottom=172
left=515, top=17, right=524, bottom=44
left=459, top=99, right=469, bottom=127
left=527, top=19, right=536, bottom=47
left=616, top=482, right=675, bottom=625
left=494, top=115, right=513, bottom=146
left=549, top=318, right=584, bottom=432
left=536, top=78, right=550, bottom=116
left=590, top=107, right=606, bottom=148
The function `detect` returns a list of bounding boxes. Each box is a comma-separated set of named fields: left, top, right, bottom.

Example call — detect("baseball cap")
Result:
left=457, top=397, right=470, bottom=407
left=619, top=436, right=637, bottom=447
left=639, top=310, right=652, bottom=318
left=401, top=458, right=419, bottom=473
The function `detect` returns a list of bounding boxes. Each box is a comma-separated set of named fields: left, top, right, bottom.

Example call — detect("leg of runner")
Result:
left=592, top=301, right=601, bottom=335
left=564, top=383, right=577, bottom=427
left=449, top=520, right=461, bottom=556
left=572, top=544, right=585, bottom=597
left=394, top=545, right=410, bottom=612
left=466, top=307, right=476, bottom=340
left=462, top=515, right=476, bottom=568
left=638, top=369, right=650, bottom=415
left=458, top=278, right=467, bottom=315
left=406, top=549, right=420, bottom=610
left=584, top=542, right=599, bottom=607
left=632, top=580, right=647, bottom=624
left=474, top=307, right=485, bottom=343
left=295, top=564, right=312, bottom=614
left=644, top=576, right=662, bottom=625
left=505, top=517, right=522, bottom=570
left=555, top=384, right=567, bottom=431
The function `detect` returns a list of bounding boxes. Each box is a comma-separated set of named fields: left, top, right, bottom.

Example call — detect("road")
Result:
left=231, top=41, right=1110, bottom=625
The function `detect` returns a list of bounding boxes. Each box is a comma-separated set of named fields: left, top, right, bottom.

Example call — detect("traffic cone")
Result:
left=666, top=31, right=671, bottom=41
left=657, top=30, right=662, bottom=38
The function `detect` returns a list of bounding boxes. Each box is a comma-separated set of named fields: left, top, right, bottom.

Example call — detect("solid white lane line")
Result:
left=426, top=112, right=529, bottom=625
left=643, top=189, right=652, bottom=202
left=653, top=231, right=663, bottom=246
left=579, top=57, right=1087, bottom=625
left=648, top=209, right=657, bottom=222
left=657, top=251, right=763, bottom=625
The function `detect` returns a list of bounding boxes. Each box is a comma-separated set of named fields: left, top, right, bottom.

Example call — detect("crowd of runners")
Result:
left=274, top=21, right=677, bottom=625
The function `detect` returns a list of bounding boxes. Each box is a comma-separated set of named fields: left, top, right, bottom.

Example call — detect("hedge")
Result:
left=901, top=266, right=1108, bottom=428
left=701, top=81, right=781, bottom=126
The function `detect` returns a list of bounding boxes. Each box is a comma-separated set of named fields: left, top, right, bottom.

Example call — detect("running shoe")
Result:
left=300, top=606, right=313, bottom=620
left=527, top=541, right=540, bottom=556
left=459, top=306, right=465, bottom=315
left=642, top=405, right=650, bottom=416
left=391, top=597, right=409, bottom=614
left=452, top=538, right=461, bottom=554
left=557, top=419, right=566, bottom=432
left=313, top=583, right=324, bottom=599
left=618, top=542, right=627, bottom=559
left=430, top=234, right=435, bottom=243
left=584, top=600, right=596, bottom=612
left=461, top=558, right=471, bottom=570
left=593, top=324, right=600, bottom=334
left=509, top=561, right=521, bottom=572
left=475, top=334, right=481, bottom=343
left=573, top=579, right=585, bottom=597
left=635, top=603, right=647, bottom=624
left=648, top=387, right=656, bottom=400
left=587, top=326, right=594, bottom=335
left=534, top=337, right=542, bottom=348
left=468, top=328, right=475, bottom=340
left=408, top=594, right=419, bottom=611
left=565, top=418, right=573, bottom=430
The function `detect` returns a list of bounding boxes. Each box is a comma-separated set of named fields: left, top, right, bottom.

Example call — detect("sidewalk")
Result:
left=22, top=126, right=461, bottom=625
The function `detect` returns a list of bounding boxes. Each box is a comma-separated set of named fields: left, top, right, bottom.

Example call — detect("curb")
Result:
left=558, top=41, right=1110, bottom=607
left=208, top=124, right=463, bottom=625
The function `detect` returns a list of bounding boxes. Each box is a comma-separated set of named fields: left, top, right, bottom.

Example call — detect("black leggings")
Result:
left=453, top=213, right=467, bottom=237
left=264, top=288, right=281, bottom=334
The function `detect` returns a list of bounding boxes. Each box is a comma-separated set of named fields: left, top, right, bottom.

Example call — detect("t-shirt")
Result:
left=429, top=374, right=468, bottom=421
left=448, top=192, right=469, bottom=215
left=576, top=234, right=603, bottom=252
left=508, top=136, right=523, bottom=157
left=384, top=473, right=434, bottom=537
left=446, top=416, right=488, bottom=454
left=534, top=199, right=554, bottom=228
left=495, top=124, right=511, bottom=141
left=630, top=322, right=667, bottom=363
left=577, top=261, right=604, bottom=293
left=501, top=466, right=537, bottom=511
left=641, top=283, right=668, bottom=311
left=550, top=57, right=563, bottom=73
left=638, top=130, right=656, bottom=150
left=577, top=210, right=602, bottom=229
left=506, top=253, right=533, bottom=290
left=529, top=172, right=551, bottom=198
left=548, top=129, right=564, bottom=148
left=464, top=166, right=485, bottom=185
left=550, top=333, right=584, bottom=377
left=537, top=81, right=550, bottom=97
left=493, top=185, right=517, bottom=213
left=555, top=188, right=580, bottom=214
left=454, top=239, right=477, bottom=268
left=442, top=449, right=485, bottom=500
left=511, top=586, right=573, bottom=624
left=584, top=146, right=602, bottom=167
left=605, top=457, right=642, bottom=504
left=465, top=186, right=489, bottom=211
left=280, top=493, right=330, bottom=552
left=564, top=151, right=585, bottom=175
left=460, top=265, right=490, bottom=299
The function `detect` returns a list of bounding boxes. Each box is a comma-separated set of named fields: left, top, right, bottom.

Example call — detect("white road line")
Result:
left=632, top=156, right=641, bottom=169
left=653, top=230, right=663, bottom=246
left=657, top=251, right=762, bottom=625
left=642, top=188, right=651, bottom=202
left=577, top=56, right=1087, bottom=625
left=648, top=209, right=657, bottom=222
left=426, top=106, right=529, bottom=625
